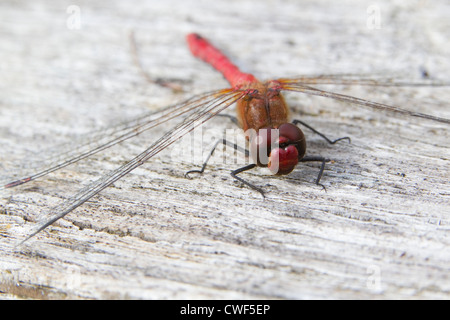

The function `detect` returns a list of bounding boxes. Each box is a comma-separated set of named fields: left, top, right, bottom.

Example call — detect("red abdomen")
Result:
left=187, top=33, right=257, bottom=88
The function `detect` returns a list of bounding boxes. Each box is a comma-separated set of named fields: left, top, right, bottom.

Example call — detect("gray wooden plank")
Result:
left=0, top=0, right=449, bottom=299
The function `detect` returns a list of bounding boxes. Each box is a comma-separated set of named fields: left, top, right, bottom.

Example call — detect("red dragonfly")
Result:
left=2, top=33, right=449, bottom=243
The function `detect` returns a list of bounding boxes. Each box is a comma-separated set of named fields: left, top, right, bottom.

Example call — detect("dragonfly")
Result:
left=2, top=33, right=449, bottom=244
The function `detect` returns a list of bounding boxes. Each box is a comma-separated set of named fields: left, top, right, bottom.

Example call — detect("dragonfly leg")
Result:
left=292, top=119, right=351, bottom=144
left=214, top=113, right=240, bottom=126
left=184, top=138, right=249, bottom=178
left=185, top=138, right=264, bottom=197
left=129, top=30, right=184, bottom=92
left=230, top=164, right=265, bottom=198
left=299, top=155, right=330, bottom=191
left=185, top=139, right=222, bottom=178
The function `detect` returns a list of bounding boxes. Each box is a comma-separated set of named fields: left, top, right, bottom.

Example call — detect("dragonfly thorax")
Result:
left=236, top=80, right=290, bottom=132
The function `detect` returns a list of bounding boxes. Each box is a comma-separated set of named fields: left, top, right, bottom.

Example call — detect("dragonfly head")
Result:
left=250, top=123, right=306, bottom=175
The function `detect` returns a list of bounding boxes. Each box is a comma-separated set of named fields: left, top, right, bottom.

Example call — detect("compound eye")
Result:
left=278, top=123, right=306, bottom=159
left=279, top=123, right=303, bottom=143
left=268, top=145, right=299, bottom=175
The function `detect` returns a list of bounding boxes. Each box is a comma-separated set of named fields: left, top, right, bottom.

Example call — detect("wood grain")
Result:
left=0, top=0, right=449, bottom=299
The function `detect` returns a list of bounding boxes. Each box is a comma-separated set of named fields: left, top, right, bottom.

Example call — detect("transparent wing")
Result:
left=19, top=88, right=248, bottom=243
left=277, top=79, right=450, bottom=124
left=276, top=74, right=450, bottom=87
left=1, top=88, right=234, bottom=189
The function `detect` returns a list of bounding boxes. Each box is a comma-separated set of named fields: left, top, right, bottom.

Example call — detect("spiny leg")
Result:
left=299, top=155, right=330, bottom=191
left=187, top=112, right=241, bottom=175
left=184, top=138, right=249, bottom=177
left=184, top=113, right=242, bottom=177
left=230, top=164, right=265, bottom=198
left=184, top=138, right=223, bottom=177
left=184, top=138, right=265, bottom=197
left=292, top=119, right=351, bottom=144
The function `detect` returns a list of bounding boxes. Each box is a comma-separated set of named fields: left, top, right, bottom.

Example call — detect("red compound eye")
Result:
left=250, top=123, right=306, bottom=175
left=268, top=145, right=299, bottom=175
left=279, top=123, right=303, bottom=143
left=270, top=124, right=306, bottom=175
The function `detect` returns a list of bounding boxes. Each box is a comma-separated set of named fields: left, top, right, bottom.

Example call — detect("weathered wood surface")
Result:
left=0, top=0, right=449, bottom=299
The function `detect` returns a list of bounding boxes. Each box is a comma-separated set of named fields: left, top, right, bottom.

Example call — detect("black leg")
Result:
left=292, top=119, right=351, bottom=144
left=184, top=114, right=240, bottom=177
left=129, top=30, right=184, bottom=92
left=214, top=113, right=240, bottom=126
left=299, top=155, right=330, bottom=191
left=184, top=138, right=249, bottom=178
left=230, top=164, right=265, bottom=198
left=185, top=138, right=265, bottom=198
left=185, top=139, right=221, bottom=178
